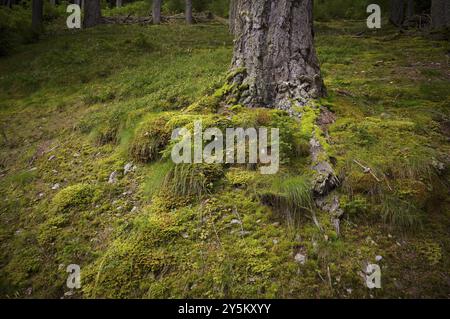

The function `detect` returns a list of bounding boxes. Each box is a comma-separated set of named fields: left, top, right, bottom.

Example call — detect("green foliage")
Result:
left=50, top=183, right=97, bottom=214
left=163, top=163, right=224, bottom=197
left=130, top=114, right=172, bottom=163
left=259, top=175, right=313, bottom=224
left=314, top=0, right=389, bottom=21
left=0, top=13, right=449, bottom=299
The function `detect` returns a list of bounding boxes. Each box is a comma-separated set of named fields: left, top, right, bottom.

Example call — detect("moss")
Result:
left=130, top=114, right=172, bottom=163
left=50, top=183, right=97, bottom=214
left=415, top=240, right=442, bottom=266
left=225, top=169, right=259, bottom=188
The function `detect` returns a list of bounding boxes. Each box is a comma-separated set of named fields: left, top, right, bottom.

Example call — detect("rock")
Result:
left=25, top=287, right=33, bottom=295
left=294, top=253, right=306, bottom=265
left=73, top=152, right=80, bottom=158
left=230, top=219, right=242, bottom=225
left=273, top=239, right=279, bottom=245
left=239, top=230, right=252, bottom=236
left=130, top=206, right=138, bottom=213
left=375, top=255, right=383, bottom=262
left=124, top=162, right=135, bottom=175
left=48, top=155, right=56, bottom=161
left=181, top=233, right=189, bottom=239
left=64, top=290, right=74, bottom=297
left=108, top=171, right=118, bottom=184
left=52, top=183, right=60, bottom=190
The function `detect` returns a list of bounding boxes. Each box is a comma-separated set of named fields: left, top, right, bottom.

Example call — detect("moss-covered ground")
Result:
left=0, top=18, right=449, bottom=298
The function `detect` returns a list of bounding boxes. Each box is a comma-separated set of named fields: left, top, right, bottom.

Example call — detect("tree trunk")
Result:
left=390, top=0, right=405, bottom=27
left=116, top=0, right=122, bottom=8
left=152, top=0, right=162, bottom=25
left=185, top=0, right=193, bottom=24
left=229, top=0, right=237, bottom=34
left=31, top=0, right=43, bottom=32
left=431, top=0, right=450, bottom=29
left=50, top=0, right=56, bottom=5
left=406, top=0, right=414, bottom=18
left=83, top=0, right=101, bottom=28
left=229, top=0, right=325, bottom=110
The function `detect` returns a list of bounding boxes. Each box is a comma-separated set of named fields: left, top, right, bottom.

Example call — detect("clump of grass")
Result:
left=130, top=115, right=171, bottom=163
left=379, top=194, right=423, bottom=231
left=259, top=175, right=314, bottom=224
left=163, top=163, right=224, bottom=197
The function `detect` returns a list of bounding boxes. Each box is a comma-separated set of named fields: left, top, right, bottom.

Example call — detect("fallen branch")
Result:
left=353, top=159, right=381, bottom=182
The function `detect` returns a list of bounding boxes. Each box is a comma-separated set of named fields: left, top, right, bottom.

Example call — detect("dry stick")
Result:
left=353, top=159, right=381, bottom=182
left=327, top=265, right=333, bottom=289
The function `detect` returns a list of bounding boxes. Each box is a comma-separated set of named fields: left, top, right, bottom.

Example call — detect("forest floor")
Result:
left=0, top=19, right=449, bottom=298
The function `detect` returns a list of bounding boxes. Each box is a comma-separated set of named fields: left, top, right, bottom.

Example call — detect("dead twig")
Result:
left=353, top=159, right=381, bottom=182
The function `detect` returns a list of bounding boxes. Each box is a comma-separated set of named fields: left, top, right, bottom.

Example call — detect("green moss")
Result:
left=130, top=114, right=172, bottom=163
left=50, top=183, right=97, bottom=214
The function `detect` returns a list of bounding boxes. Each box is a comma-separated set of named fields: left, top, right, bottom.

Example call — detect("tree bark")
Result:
left=31, top=0, right=43, bottom=32
left=229, top=0, right=325, bottom=110
left=83, top=0, right=102, bottom=28
left=229, top=0, right=237, bottom=34
left=153, top=0, right=162, bottom=25
left=186, top=0, right=193, bottom=24
left=406, top=0, right=414, bottom=18
left=431, top=0, right=450, bottom=29
left=116, top=0, right=122, bottom=8
left=390, top=0, right=405, bottom=27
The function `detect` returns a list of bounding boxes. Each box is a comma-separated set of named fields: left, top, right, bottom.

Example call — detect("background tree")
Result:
left=229, top=0, right=325, bottom=109
left=390, top=0, right=405, bottom=26
left=431, top=0, right=450, bottom=29
left=116, top=0, right=122, bottom=8
left=83, top=0, right=101, bottom=28
left=406, top=0, right=414, bottom=18
left=185, top=0, right=193, bottom=24
left=31, top=0, right=43, bottom=32
left=153, top=0, right=162, bottom=24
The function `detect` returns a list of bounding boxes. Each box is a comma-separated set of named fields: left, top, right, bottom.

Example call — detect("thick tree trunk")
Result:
left=83, top=0, right=101, bottom=28
left=186, top=0, right=193, bottom=24
left=431, top=0, right=450, bottom=29
left=229, top=0, right=237, bottom=34
left=230, top=0, right=325, bottom=110
left=31, top=0, right=43, bottom=32
left=152, top=0, right=162, bottom=25
left=390, top=0, right=405, bottom=26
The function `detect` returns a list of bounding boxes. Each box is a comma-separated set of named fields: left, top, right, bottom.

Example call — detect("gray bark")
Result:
left=32, top=0, right=43, bottom=32
left=153, top=0, right=162, bottom=25
left=230, top=0, right=325, bottom=110
left=186, top=0, right=193, bottom=24
left=116, top=0, right=122, bottom=7
left=229, top=0, right=237, bottom=34
left=390, top=0, right=405, bottom=27
left=431, top=0, right=450, bottom=29
left=83, top=0, right=101, bottom=28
